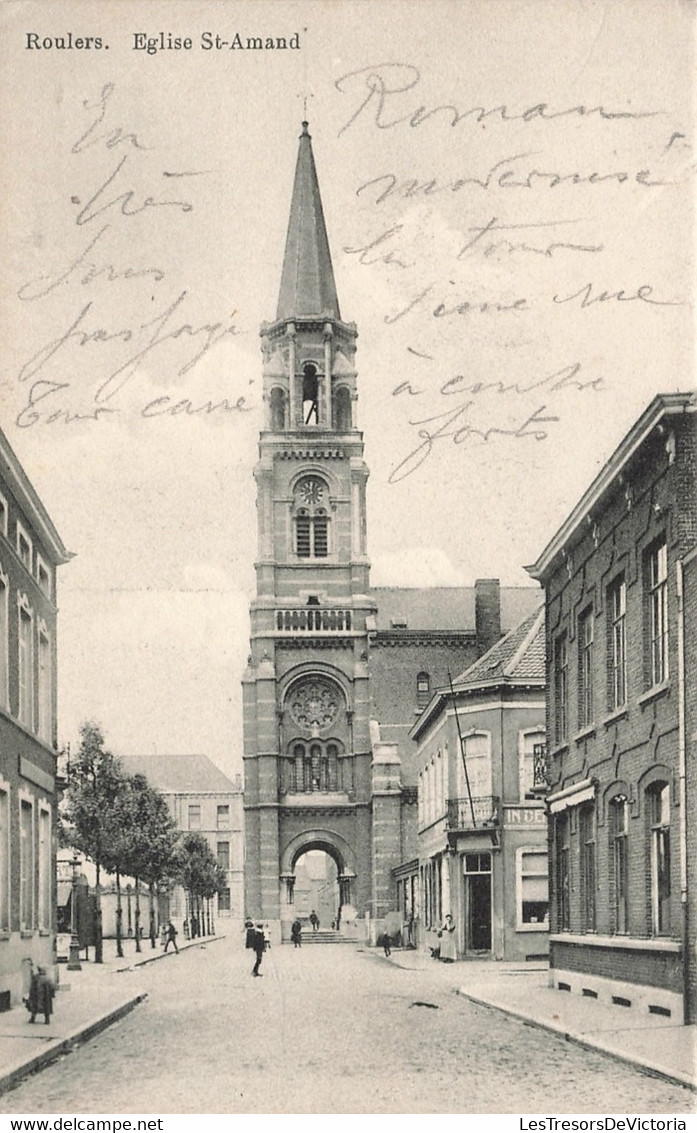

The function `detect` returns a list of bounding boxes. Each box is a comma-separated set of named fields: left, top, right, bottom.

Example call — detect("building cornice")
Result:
left=0, top=431, right=72, bottom=565
left=526, top=392, right=695, bottom=582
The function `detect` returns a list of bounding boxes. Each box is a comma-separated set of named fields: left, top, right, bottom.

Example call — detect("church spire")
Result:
left=276, top=121, right=341, bottom=322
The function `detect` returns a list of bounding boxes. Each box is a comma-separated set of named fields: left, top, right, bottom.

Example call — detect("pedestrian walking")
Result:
left=164, top=920, right=179, bottom=953
left=377, top=931, right=391, bottom=957
left=252, top=923, right=266, bottom=976
left=24, top=963, right=54, bottom=1025
left=291, top=918, right=302, bottom=947
left=245, top=918, right=255, bottom=950
left=310, top=909, right=319, bottom=931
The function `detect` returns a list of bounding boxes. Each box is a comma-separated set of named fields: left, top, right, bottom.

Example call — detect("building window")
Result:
left=288, top=741, right=339, bottom=794
left=649, top=783, right=671, bottom=934
left=646, top=539, right=668, bottom=687
left=187, top=805, right=201, bottom=830
left=0, top=785, right=9, bottom=932
left=424, top=855, right=443, bottom=929
left=579, top=802, right=596, bottom=931
left=554, top=635, right=568, bottom=745
left=16, top=524, right=32, bottom=572
left=218, top=887, right=231, bottom=913
left=0, top=569, right=7, bottom=710
left=516, top=848, right=549, bottom=930
left=555, top=813, right=570, bottom=931
left=460, top=732, right=492, bottom=800
left=37, top=623, right=51, bottom=743
left=20, top=798, right=34, bottom=931
left=18, top=601, right=34, bottom=730
left=610, top=795, right=629, bottom=934
left=608, top=577, right=627, bottom=711
left=519, top=729, right=546, bottom=800
left=0, top=493, right=7, bottom=539
left=216, top=841, right=230, bottom=870
left=216, top=805, right=229, bottom=829
left=294, top=477, right=329, bottom=559
left=39, top=805, right=51, bottom=931
left=416, top=671, right=430, bottom=709
left=578, top=607, right=594, bottom=729
left=36, top=556, right=51, bottom=599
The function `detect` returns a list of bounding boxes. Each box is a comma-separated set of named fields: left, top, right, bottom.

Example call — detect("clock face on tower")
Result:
left=298, top=477, right=324, bottom=505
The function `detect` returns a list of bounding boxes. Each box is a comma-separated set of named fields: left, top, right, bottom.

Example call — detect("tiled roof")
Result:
left=372, top=586, right=541, bottom=633
left=118, top=754, right=238, bottom=795
left=452, top=605, right=545, bottom=687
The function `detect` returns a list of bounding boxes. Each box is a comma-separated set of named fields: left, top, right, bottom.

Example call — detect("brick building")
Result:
left=527, top=392, right=696, bottom=1022
left=0, top=426, right=71, bottom=1006
left=120, top=754, right=244, bottom=930
left=409, top=605, right=548, bottom=962
left=242, top=121, right=540, bottom=942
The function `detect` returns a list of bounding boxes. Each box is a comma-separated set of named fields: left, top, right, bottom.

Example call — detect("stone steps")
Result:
left=290, top=931, right=348, bottom=944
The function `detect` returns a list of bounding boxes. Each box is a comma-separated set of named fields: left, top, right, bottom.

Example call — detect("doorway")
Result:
left=464, top=852, right=492, bottom=952
left=293, top=850, right=340, bottom=930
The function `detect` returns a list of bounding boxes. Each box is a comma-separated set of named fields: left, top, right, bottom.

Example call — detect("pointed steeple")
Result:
left=276, top=122, right=341, bottom=321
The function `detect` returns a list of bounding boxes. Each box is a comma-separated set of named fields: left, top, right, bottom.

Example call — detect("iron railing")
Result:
left=447, top=796, right=500, bottom=831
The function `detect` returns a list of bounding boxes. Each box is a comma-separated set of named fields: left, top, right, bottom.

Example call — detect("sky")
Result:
left=1, top=0, right=693, bottom=779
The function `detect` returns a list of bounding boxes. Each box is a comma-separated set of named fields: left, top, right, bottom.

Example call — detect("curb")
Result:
left=112, top=933, right=226, bottom=973
left=456, top=987, right=696, bottom=1094
left=0, top=993, right=147, bottom=1097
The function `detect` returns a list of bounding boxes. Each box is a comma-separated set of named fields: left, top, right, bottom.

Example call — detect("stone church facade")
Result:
left=242, top=123, right=540, bottom=941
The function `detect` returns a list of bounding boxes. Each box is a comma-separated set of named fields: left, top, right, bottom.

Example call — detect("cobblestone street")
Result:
left=0, top=938, right=693, bottom=1114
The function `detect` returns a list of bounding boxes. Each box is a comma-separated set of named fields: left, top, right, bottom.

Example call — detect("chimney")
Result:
left=475, top=578, right=501, bottom=655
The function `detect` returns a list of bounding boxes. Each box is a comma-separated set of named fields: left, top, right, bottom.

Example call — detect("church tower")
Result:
left=243, top=123, right=382, bottom=938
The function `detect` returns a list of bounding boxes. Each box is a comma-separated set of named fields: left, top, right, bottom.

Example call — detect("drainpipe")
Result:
left=676, top=558, right=689, bottom=1023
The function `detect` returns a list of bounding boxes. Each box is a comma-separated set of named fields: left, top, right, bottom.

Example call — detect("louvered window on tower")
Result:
left=313, top=510, right=328, bottom=556
left=296, top=510, right=311, bottom=557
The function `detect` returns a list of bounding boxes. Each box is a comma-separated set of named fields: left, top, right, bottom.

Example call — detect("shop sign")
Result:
left=503, top=806, right=546, bottom=827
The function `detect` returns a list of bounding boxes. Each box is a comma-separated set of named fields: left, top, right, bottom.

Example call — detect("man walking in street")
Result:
left=164, top=920, right=179, bottom=954
left=252, top=922, right=266, bottom=976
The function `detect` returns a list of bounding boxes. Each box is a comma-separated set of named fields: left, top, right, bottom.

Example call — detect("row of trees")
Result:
left=61, top=721, right=227, bottom=962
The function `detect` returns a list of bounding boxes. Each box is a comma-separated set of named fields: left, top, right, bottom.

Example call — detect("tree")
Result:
left=62, top=721, right=127, bottom=963
left=120, top=774, right=180, bottom=950
left=175, top=832, right=226, bottom=937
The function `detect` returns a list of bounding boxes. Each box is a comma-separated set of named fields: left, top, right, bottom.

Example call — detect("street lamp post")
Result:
left=67, top=852, right=82, bottom=971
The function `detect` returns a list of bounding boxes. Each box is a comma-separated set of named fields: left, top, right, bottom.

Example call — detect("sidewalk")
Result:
left=0, top=933, right=224, bottom=1096
left=386, top=950, right=696, bottom=1092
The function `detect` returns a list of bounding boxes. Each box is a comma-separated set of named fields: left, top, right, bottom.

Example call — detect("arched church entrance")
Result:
left=280, top=829, right=357, bottom=940
left=293, top=850, right=339, bottom=930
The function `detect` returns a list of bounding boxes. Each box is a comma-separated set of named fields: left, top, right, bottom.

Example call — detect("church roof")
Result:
left=372, top=586, right=541, bottom=633
left=452, top=605, right=545, bottom=688
left=118, top=754, right=239, bottom=795
left=410, top=604, right=545, bottom=740
left=276, top=121, right=341, bottom=321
